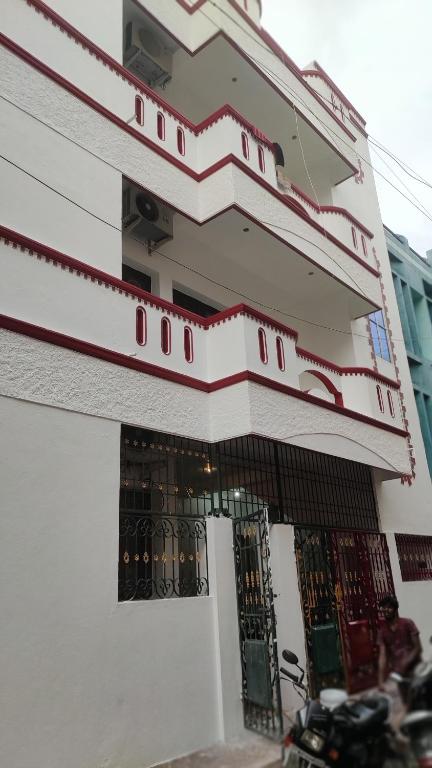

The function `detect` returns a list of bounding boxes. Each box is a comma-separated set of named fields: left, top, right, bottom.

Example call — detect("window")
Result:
left=351, top=227, right=358, bottom=249
left=258, top=145, right=265, bottom=173
left=387, top=389, right=395, bottom=417
left=135, top=95, right=144, bottom=126
left=376, top=385, right=384, bottom=413
left=177, top=126, right=185, bottom=155
left=119, top=426, right=210, bottom=601
left=258, top=327, right=268, bottom=364
left=361, top=234, right=368, bottom=257
left=184, top=326, right=193, bottom=363
left=157, top=111, right=165, bottom=141
left=173, top=288, right=219, bottom=318
left=161, top=316, right=171, bottom=354
left=122, top=264, right=152, bottom=293
left=276, top=336, right=285, bottom=371
left=395, top=534, right=432, bottom=581
left=369, top=310, right=391, bottom=362
left=241, top=132, right=249, bottom=160
left=136, top=306, right=147, bottom=346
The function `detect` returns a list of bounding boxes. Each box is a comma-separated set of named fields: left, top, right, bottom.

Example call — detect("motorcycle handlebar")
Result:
left=280, top=667, right=299, bottom=683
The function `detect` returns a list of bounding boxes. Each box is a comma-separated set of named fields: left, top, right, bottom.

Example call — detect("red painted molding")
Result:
left=291, top=184, right=374, bottom=238
left=296, top=346, right=400, bottom=388
left=25, top=0, right=358, bottom=158
left=1, top=225, right=397, bottom=390
left=0, top=313, right=409, bottom=440
left=302, top=61, right=366, bottom=126
left=0, top=225, right=299, bottom=337
left=0, top=32, right=379, bottom=281
left=349, top=115, right=369, bottom=139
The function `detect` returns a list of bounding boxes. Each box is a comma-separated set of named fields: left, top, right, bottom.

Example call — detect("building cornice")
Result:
left=0, top=32, right=379, bottom=282
left=0, top=225, right=396, bottom=391
left=0, top=313, right=408, bottom=439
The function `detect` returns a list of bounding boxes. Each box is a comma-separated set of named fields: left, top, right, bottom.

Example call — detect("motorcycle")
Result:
left=280, top=649, right=405, bottom=767
left=392, top=639, right=432, bottom=767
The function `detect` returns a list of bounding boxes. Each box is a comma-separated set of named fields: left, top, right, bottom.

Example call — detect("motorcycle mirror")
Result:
left=280, top=667, right=299, bottom=683
left=282, top=649, right=299, bottom=665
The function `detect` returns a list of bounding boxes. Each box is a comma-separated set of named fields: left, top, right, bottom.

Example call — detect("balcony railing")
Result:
left=0, top=226, right=403, bottom=439
left=3, top=0, right=375, bottom=267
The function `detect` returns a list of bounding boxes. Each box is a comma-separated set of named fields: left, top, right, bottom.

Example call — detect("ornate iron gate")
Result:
left=295, top=528, right=395, bottom=695
left=233, top=509, right=282, bottom=738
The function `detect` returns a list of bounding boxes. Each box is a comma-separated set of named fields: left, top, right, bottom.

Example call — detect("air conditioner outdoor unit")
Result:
left=124, top=22, right=172, bottom=88
left=122, top=188, right=173, bottom=246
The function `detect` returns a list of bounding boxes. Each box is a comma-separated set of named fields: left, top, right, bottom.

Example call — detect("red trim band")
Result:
left=302, top=62, right=366, bottom=126
left=291, top=184, right=374, bottom=238
left=0, top=35, right=379, bottom=280
left=1, top=225, right=396, bottom=390
left=0, top=313, right=408, bottom=439
left=25, top=0, right=358, bottom=156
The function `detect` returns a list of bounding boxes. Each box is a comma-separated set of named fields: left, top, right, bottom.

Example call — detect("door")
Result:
left=233, top=508, right=282, bottom=738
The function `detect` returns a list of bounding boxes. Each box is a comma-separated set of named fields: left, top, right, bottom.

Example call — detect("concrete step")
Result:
left=157, top=735, right=281, bottom=768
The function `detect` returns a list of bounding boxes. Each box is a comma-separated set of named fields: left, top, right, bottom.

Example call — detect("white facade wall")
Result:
left=2, top=1, right=432, bottom=766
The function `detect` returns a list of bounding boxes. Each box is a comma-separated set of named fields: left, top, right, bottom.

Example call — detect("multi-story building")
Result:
left=385, top=226, right=432, bottom=474
left=1, top=1, right=432, bottom=766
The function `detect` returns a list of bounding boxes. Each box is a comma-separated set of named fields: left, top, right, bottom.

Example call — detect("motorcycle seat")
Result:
left=335, top=695, right=389, bottom=732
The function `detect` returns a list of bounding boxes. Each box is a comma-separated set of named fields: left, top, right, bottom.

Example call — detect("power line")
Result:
left=0, top=149, right=416, bottom=346
left=198, top=1, right=432, bottom=222
left=0, top=92, right=373, bottom=300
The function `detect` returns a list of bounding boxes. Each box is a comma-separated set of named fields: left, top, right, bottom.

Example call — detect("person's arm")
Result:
left=401, top=624, right=422, bottom=673
left=378, top=639, right=387, bottom=690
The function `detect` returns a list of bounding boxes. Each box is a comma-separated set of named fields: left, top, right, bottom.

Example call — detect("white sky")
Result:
left=261, top=0, right=432, bottom=257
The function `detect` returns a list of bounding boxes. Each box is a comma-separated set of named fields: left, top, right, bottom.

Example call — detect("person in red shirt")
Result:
left=378, top=595, right=422, bottom=703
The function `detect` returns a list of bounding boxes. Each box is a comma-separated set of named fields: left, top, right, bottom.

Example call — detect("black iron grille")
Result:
left=119, top=428, right=379, bottom=601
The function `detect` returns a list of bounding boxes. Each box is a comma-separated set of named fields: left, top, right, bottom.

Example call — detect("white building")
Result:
left=1, top=1, right=432, bottom=766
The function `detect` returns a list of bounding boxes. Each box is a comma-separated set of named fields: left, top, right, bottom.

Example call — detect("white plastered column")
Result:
left=270, top=524, right=308, bottom=719
left=206, top=516, right=246, bottom=742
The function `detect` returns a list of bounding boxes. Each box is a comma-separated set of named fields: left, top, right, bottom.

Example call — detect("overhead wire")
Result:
left=198, top=1, right=432, bottom=222
left=0, top=92, right=374, bottom=301
left=0, top=149, right=416, bottom=346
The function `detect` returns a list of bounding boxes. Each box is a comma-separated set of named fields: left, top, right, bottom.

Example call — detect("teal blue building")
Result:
left=385, top=226, right=432, bottom=474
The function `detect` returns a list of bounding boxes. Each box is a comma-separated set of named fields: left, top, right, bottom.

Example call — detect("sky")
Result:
left=261, top=0, right=432, bottom=258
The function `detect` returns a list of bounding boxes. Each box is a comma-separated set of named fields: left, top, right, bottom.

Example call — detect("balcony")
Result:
left=127, top=0, right=358, bottom=193
left=1, top=0, right=377, bottom=299
left=1, top=227, right=410, bottom=478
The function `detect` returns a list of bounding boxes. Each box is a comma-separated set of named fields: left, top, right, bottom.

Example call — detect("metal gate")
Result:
left=233, top=509, right=282, bottom=738
left=295, top=528, right=395, bottom=695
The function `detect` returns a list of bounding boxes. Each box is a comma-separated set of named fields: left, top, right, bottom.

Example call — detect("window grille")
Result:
left=369, top=310, right=391, bottom=362
left=119, top=427, right=213, bottom=601
left=395, top=534, right=432, bottom=581
left=118, top=430, right=379, bottom=602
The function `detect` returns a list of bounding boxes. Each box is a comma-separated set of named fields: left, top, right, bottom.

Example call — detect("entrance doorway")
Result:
left=295, top=528, right=395, bottom=695
left=233, top=509, right=283, bottom=739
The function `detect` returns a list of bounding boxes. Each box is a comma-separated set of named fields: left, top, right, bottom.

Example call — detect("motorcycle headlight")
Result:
left=300, top=729, right=325, bottom=753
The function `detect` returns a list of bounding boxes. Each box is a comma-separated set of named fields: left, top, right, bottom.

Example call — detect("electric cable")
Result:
left=0, top=151, right=416, bottom=346
left=197, top=2, right=432, bottom=220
